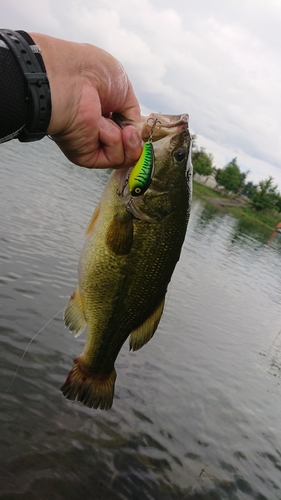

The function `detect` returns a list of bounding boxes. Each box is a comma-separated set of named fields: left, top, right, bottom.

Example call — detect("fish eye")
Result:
left=174, top=148, right=187, bottom=163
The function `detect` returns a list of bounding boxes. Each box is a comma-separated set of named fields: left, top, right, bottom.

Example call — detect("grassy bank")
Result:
left=193, top=181, right=281, bottom=230
left=193, top=181, right=228, bottom=199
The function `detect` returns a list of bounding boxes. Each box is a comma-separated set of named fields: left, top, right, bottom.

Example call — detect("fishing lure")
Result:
left=127, top=118, right=160, bottom=197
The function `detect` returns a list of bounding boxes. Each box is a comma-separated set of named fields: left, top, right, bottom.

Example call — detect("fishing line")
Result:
left=1, top=243, right=96, bottom=402
left=0, top=306, right=65, bottom=401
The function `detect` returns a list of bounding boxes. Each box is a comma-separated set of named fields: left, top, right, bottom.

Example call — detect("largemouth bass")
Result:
left=61, top=113, right=192, bottom=410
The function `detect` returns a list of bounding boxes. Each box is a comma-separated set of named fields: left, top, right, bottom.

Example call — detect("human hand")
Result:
left=30, top=33, right=142, bottom=169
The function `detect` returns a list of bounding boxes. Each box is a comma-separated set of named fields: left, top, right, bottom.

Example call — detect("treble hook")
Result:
left=147, top=118, right=162, bottom=142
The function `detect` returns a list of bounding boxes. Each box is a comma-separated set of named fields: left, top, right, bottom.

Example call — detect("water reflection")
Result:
left=1, top=141, right=281, bottom=499
left=192, top=198, right=223, bottom=229
left=231, top=215, right=273, bottom=245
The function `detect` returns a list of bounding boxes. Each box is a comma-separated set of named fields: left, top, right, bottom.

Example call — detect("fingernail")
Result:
left=100, top=117, right=111, bottom=130
left=128, top=127, right=141, bottom=147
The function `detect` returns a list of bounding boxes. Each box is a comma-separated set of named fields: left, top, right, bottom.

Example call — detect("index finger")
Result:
left=116, top=82, right=141, bottom=123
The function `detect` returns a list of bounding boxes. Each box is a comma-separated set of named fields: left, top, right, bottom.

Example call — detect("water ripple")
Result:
left=1, top=142, right=281, bottom=498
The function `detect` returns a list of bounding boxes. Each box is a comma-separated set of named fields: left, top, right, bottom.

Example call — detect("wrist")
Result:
left=29, top=33, right=79, bottom=137
left=0, top=30, right=52, bottom=142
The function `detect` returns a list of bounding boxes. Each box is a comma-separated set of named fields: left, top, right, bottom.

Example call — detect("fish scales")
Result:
left=61, top=113, right=192, bottom=410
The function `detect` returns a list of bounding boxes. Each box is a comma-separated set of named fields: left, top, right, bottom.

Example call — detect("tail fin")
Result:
left=60, top=356, right=116, bottom=410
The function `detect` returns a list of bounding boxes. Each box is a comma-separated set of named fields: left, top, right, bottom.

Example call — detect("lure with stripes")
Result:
left=128, top=140, right=155, bottom=197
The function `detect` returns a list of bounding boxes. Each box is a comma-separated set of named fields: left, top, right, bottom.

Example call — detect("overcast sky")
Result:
left=3, top=0, right=281, bottom=188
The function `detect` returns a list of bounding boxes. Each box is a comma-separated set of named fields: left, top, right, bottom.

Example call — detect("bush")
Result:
left=251, top=177, right=280, bottom=211
left=192, top=148, right=213, bottom=176
left=215, top=158, right=247, bottom=194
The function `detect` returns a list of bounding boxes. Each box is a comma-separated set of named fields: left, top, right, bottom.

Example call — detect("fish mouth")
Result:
left=112, top=112, right=189, bottom=142
left=112, top=112, right=189, bottom=189
left=113, top=112, right=190, bottom=219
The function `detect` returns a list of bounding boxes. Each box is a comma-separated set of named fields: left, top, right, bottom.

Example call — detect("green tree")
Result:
left=274, top=193, right=281, bottom=213
left=241, top=181, right=257, bottom=199
left=251, top=177, right=280, bottom=211
left=192, top=148, right=213, bottom=176
left=215, top=158, right=247, bottom=193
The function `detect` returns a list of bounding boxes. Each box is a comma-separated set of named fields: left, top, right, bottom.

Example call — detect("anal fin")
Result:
left=64, top=285, right=87, bottom=337
left=129, top=297, right=165, bottom=351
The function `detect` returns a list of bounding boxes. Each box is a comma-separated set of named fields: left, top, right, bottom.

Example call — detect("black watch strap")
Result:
left=0, top=29, right=51, bottom=142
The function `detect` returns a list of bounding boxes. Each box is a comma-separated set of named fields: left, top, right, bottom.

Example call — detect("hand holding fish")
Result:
left=30, top=33, right=142, bottom=169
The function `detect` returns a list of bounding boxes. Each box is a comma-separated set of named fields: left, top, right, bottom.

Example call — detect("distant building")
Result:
left=193, top=171, right=217, bottom=189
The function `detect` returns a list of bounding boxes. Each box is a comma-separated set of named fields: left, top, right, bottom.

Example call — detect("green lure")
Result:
left=128, top=141, right=155, bottom=197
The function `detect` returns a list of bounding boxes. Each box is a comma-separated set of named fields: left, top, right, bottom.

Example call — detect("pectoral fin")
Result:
left=129, top=298, right=165, bottom=351
left=64, top=285, right=87, bottom=338
left=106, top=213, right=133, bottom=255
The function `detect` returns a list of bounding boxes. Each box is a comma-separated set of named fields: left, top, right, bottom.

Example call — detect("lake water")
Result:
left=1, top=139, right=281, bottom=500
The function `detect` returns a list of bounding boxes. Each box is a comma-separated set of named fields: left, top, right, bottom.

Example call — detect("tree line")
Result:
left=191, top=136, right=281, bottom=213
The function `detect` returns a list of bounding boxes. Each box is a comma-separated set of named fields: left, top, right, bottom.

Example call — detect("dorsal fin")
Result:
left=85, top=203, right=101, bottom=236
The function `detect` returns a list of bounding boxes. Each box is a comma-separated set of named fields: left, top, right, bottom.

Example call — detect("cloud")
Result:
left=2, top=0, right=281, bottom=187
left=3, top=0, right=62, bottom=35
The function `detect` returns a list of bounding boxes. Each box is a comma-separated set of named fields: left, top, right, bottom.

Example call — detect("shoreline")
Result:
left=193, top=181, right=281, bottom=231
left=201, top=195, right=249, bottom=208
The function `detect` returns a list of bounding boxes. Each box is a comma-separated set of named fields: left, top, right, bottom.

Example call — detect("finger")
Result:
left=97, top=121, right=142, bottom=170
left=97, top=117, right=125, bottom=168
left=118, top=83, right=141, bottom=123
left=122, top=125, right=142, bottom=165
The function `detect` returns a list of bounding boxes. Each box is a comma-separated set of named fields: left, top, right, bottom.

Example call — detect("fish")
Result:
left=61, top=113, right=193, bottom=410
